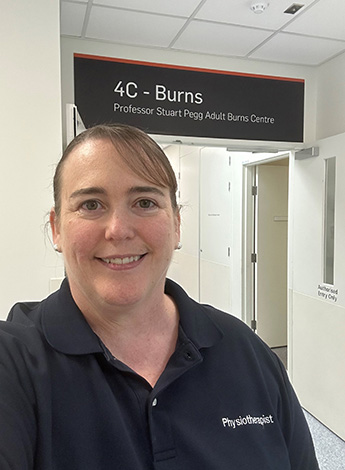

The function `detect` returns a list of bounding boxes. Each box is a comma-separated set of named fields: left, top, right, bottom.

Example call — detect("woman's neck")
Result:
left=82, top=293, right=180, bottom=387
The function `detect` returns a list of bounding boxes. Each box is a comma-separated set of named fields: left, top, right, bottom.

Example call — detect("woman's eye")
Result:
left=137, top=199, right=156, bottom=209
left=81, top=200, right=102, bottom=211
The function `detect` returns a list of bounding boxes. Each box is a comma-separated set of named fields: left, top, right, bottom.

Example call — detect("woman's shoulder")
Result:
left=199, top=303, right=284, bottom=370
left=201, top=303, right=254, bottom=337
left=1, top=281, right=68, bottom=346
left=0, top=300, right=47, bottom=355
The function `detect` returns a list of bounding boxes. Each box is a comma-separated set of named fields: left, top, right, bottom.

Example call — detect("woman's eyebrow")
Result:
left=128, top=186, right=166, bottom=197
left=69, top=186, right=166, bottom=199
left=69, top=187, right=106, bottom=199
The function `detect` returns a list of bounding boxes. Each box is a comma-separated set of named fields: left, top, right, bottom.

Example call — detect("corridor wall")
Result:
left=0, top=1, right=63, bottom=318
left=316, top=52, right=345, bottom=140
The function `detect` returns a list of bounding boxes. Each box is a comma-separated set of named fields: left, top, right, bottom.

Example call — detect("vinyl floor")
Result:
left=304, top=410, right=345, bottom=469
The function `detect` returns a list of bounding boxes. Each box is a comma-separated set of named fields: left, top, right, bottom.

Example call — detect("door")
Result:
left=167, top=145, right=200, bottom=301
left=199, top=147, right=232, bottom=313
left=255, top=162, right=288, bottom=347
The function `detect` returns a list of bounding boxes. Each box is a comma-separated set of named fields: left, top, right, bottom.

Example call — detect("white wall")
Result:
left=291, top=132, right=345, bottom=440
left=0, top=1, right=63, bottom=318
left=315, top=51, right=345, bottom=140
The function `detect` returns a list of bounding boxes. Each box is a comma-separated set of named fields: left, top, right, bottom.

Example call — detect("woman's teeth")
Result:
left=101, top=255, right=141, bottom=265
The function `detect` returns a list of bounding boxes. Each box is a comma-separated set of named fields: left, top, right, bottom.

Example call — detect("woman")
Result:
left=0, top=124, right=319, bottom=469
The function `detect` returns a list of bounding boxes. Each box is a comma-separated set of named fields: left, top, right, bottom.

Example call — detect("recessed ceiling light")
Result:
left=284, top=3, right=304, bottom=15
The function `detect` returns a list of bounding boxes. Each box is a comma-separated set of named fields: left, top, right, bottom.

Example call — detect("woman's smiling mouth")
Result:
left=100, top=254, right=146, bottom=265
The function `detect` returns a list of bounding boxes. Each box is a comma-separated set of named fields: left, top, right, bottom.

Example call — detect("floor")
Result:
left=271, top=347, right=345, bottom=469
left=304, top=410, right=345, bottom=469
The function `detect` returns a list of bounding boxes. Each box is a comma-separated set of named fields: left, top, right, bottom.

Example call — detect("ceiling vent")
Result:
left=284, top=3, right=304, bottom=14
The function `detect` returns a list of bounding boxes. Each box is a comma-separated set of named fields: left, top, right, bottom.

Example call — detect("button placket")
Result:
left=147, top=340, right=202, bottom=464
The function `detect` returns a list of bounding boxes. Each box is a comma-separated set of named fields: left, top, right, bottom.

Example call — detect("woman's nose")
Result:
left=104, top=210, right=135, bottom=242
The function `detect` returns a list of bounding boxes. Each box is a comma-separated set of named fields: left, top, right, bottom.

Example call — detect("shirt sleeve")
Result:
left=0, top=326, right=37, bottom=469
left=274, top=356, right=320, bottom=470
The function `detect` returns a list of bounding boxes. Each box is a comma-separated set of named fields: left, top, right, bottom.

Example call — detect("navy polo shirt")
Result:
left=0, top=278, right=319, bottom=469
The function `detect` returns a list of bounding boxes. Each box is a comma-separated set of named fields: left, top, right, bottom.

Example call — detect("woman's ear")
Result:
left=49, top=207, right=61, bottom=248
left=174, top=209, right=181, bottom=248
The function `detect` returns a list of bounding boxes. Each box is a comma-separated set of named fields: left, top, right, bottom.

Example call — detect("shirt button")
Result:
left=184, top=351, right=193, bottom=361
left=152, top=398, right=158, bottom=407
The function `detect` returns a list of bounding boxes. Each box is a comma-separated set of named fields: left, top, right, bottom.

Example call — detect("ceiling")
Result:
left=60, top=0, right=345, bottom=67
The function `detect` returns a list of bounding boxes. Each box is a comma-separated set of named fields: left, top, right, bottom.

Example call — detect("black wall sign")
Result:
left=74, top=54, right=305, bottom=142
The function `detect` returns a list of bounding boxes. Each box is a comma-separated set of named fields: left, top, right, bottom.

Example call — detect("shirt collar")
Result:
left=41, top=278, right=103, bottom=355
left=41, top=278, right=222, bottom=355
left=164, top=278, right=223, bottom=349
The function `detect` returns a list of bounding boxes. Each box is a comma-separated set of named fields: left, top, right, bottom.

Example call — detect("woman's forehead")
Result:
left=63, top=139, right=130, bottom=177
left=62, top=141, right=166, bottom=192
left=68, top=138, right=116, bottom=162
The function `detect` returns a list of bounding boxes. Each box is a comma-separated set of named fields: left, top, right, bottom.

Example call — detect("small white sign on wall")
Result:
left=317, top=284, right=339, bottom=303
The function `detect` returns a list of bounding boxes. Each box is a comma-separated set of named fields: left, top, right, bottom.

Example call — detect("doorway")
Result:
left=244, top=156, right=289, bottom=350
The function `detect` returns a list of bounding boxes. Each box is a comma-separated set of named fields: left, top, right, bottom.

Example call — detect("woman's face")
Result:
left=50, top=138, right=180, bottom=313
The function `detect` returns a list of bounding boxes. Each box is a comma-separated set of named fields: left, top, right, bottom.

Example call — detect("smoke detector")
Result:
left=250, top=2, right=269, bottom=14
